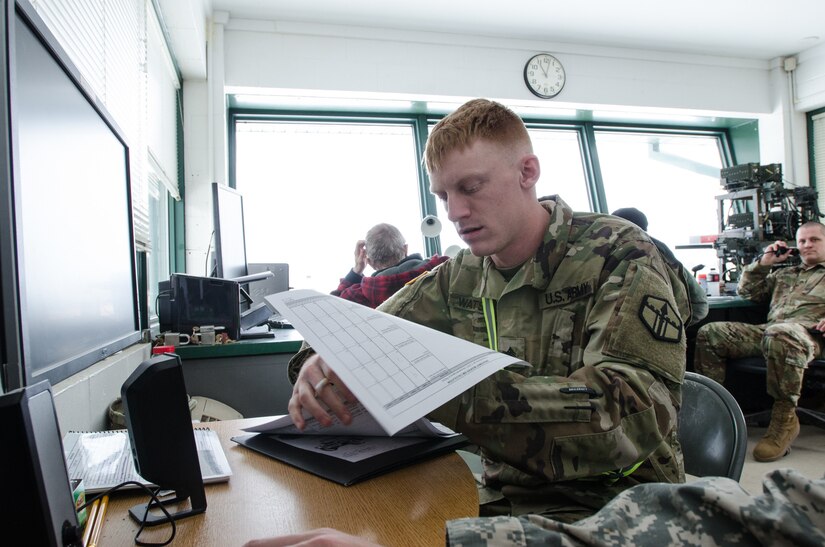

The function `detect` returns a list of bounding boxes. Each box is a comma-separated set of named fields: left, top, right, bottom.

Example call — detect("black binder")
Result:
left=231, top=433, right=468, bottom=486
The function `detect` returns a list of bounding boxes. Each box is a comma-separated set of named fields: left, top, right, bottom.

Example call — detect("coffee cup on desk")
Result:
left=163, top=332, right=190, bottom=346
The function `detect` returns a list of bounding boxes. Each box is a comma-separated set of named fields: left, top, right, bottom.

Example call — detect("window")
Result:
left=234, top=120, right=424, bottom=293
left=231, top=107, right=733, bottom=289
left=595, top=129, right=728, bottom=273
left=811, top=110, right=825, bottom=216
left=147, top=173, right=171, bottom=330
left=530, top=128, right=591, bottom=210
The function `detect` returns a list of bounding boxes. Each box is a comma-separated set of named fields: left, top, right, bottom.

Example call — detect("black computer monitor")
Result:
left=0, top=0, right=141, bottom=390
left=210, top=183, right=276, bottom=334
left=211, top=182, right=249, bottom=281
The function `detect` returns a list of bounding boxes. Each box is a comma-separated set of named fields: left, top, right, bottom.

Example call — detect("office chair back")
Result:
left=678, top=371, right=748, bottom=481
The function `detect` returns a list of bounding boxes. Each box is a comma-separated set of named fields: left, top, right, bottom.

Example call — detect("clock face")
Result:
left=524, top=54, right=566, bottom=99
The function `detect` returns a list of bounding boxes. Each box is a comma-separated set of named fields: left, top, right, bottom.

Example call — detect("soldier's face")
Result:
left=796, top=225, right=825, bottom=266
left=429, top=139, right=538, bottom=266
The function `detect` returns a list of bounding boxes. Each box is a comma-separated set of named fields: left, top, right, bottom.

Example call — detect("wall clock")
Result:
left=523, top=53, right=565, bottom=99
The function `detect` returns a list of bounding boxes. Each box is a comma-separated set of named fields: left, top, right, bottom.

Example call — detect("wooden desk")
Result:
left=98, top=418, right=478, bottom=546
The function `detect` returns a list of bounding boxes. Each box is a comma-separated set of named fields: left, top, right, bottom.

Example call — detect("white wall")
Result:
left=182, top=16, right=824, bottom=273
left=52, top=344, right=151, bottom=436
left=222, top=20, right=772, bottom=112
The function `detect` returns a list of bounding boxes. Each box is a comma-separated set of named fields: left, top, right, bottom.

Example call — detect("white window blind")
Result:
left=814, top=112, right=825, bottom=218
left=30, top=0, right=151, bottom=249
left=146, top=3, right=180, bottom=200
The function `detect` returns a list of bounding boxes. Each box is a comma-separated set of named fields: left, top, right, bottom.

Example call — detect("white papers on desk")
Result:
left=245, top=402, right=456, bottom=438
left=265, top=289, right=525, bottom=435
left=63, top=428, right=232, bottom=494
left=244, top=404, right=460, bottom=463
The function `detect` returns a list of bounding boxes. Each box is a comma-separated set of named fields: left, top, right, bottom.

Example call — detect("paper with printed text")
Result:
left=265, top=289, right=523, bottom=435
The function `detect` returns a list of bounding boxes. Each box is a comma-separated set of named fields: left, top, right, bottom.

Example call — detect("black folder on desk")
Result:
left=231, top=432, right=468, bottom=486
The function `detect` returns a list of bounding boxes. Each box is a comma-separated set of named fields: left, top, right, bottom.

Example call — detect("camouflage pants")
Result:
left=693, top=321, right=821, bottom=404
left=446, top=468, right=825, bottom=546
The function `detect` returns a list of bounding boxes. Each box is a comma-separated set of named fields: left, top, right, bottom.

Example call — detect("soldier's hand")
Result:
left=288, top=354, right=357, bottom=430
left=761, top=241, right=791, bottom=266
left=245, top=528, right=383, bottom=547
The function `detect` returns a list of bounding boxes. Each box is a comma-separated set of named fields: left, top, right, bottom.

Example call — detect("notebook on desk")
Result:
left=64, top=428, right=232, bottom=494
left=231, top=432, right=467, bottom=486
left=232, top=408, right=468, bottom=486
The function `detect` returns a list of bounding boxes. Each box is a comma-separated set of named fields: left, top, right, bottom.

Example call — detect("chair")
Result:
left=678, top=371, right=748, bottom=480
left=727, top=357, right=825, bottom=429
left=458, top=372, right=748, bottom=483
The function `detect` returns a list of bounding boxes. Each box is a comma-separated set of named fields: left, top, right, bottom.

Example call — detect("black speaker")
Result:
left=121, top=353, right=206, bottom=525
left=0, top=381, right=81, bottom=546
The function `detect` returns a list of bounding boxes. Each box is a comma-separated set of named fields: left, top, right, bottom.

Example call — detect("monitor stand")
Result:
left=240, top=302, right=272, bottom=330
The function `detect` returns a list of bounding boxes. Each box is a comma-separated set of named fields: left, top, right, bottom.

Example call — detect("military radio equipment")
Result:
left=713, top=162, right=822, bottom=281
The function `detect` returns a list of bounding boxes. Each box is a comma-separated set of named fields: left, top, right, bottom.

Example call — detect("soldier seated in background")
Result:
left=695, top=221, right=825, bottom=462
left=286, top=98, right=689, bottom=523
left=611, top=207, right=708, bottom=326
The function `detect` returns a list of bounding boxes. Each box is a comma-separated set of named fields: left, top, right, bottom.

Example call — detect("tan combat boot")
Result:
left=753, top=401, right=800, bottom=462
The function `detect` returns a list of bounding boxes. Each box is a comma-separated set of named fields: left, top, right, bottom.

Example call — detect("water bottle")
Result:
left=698, top=274, right=708, bottom=295
left=707, top=268, right=721, bottom=296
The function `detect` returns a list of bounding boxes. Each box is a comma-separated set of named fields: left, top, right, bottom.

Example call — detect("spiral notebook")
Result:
left=63, top=428, right=232, bottom=494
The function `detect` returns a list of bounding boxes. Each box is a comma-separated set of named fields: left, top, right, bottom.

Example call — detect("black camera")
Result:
left=774, top=247, right=800, bottom=257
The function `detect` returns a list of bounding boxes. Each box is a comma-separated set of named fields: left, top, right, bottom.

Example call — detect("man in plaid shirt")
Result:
left=332, top=223, right=448, bottom=308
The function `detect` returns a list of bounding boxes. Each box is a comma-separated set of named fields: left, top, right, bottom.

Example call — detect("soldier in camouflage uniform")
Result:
left=694, top=222, right=825, bottom=462
left=245, top=468, right=825, bottom=546
left=444, top=468, right=825, bottom=546
left=286, top=98, right=688, bottom=522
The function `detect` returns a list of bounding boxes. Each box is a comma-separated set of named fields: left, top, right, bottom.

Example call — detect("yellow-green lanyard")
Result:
left=482, top=297, right=498, bottom=351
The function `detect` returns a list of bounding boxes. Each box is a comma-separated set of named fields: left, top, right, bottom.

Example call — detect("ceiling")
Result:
left=157, top=0, right=824, bottom=125
left=206, top=0, right=824, bottom=61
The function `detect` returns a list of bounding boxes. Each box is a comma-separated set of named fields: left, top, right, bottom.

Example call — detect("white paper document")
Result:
left=243, top=405, right=461, bottom=463
left=265, top=289, right=525, bottom=435
left=244, top=403, right=458, bottom=438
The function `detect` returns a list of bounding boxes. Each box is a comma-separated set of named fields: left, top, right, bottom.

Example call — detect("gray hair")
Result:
left=365, top=223, right=406, bottom=269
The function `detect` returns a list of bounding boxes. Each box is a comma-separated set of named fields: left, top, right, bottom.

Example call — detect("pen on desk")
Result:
left=88, top=495, right=109, bottom=547
left=81, top=498, right=100, bottom=546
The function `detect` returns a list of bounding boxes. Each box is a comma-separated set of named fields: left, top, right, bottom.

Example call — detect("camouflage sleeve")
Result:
left=445, top=469, right=825, bottom=546
left=287, top=341, right=315, bottom=384
left=737, top=261, right=774, bottom=303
